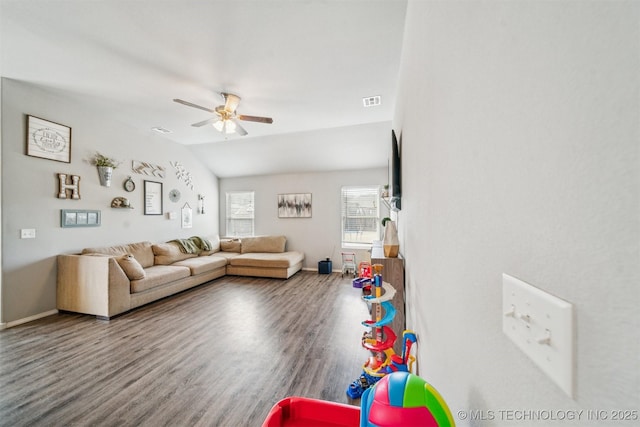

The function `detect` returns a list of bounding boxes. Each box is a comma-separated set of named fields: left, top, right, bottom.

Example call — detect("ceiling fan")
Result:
left=173, top=93, right=273, bottom=136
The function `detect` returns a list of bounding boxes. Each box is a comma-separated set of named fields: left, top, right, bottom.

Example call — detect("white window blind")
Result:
left=226, top=191, right=254, bottom=237
left=341, top=186, right=380, bottom=246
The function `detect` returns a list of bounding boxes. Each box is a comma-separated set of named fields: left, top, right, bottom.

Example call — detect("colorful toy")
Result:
left=262, top=372, right=454, bottom=427
left=360, top=371, right=455, bottom=427
left=358, top=261, right=372, bottom=279
left=347, top=264, right=416, bottom=399
left=352, top=277, right=370, bottom=289
left=353, top=262, right=372, bottom=288
left=341, top=252, right=357, bottom=277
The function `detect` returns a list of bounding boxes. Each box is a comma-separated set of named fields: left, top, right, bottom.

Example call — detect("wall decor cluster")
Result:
left=171, top=161, right=194, bottom=190
left=27, top=115, right=71, bottom=163
left=144, top=180, right=163, bottom=215
left=132, top=160, right=166, bottom=178
left=61, top=209, right=101, bottom=228
left=278, top=193, right=312, bottom=218
left=57, top=173, right=81, bottom=199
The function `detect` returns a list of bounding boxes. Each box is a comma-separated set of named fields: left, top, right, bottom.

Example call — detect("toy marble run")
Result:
left=346, top=264, right=417, bottom=399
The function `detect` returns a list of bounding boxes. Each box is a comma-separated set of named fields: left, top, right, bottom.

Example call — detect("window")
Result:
left=341, top=186, right=380, bottom=247
left=226, top=191, right=254, bottom=237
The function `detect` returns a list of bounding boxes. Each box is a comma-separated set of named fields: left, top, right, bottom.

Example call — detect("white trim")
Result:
left=4, top=309, right=58, bottom=329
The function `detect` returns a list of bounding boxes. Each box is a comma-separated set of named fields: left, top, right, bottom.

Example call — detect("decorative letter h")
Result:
left=58, top=173, right=81, bottom=199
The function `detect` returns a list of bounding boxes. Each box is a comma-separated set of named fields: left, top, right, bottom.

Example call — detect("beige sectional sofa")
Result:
left=57, top=235, right=304, bottom=320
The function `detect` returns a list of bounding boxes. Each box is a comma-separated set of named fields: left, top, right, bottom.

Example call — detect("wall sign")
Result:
left=144, top=180, right=163, bottom=215
left=27, top=115, right=71, bottom=163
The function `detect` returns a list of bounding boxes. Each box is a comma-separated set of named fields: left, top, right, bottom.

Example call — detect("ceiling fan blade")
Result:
left=222, top=93, right=241, bottom=113
left=232, top=119, right=248, bottom=136
left=173, top=98, right=215, bottom=113
left=191, top=117, right=217, bottom=127
left=238, top=114, right=273, bottom=124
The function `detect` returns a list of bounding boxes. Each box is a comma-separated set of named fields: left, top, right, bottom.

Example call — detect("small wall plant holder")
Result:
left=90, top=152, right=120, bottom=187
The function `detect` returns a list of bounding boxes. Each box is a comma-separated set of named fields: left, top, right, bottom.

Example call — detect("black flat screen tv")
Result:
left=390, top=129, right=401, bottom=209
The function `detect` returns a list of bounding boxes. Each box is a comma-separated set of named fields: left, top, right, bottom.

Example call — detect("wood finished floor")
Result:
left=0, top=272, right=371, bottom=427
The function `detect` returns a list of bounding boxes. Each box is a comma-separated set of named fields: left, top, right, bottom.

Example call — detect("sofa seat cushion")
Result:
left=229, top=251, right=304, bottom=269
left=130, top=265, right=191, bottom=293
left=82, top=241, right=155, bottom=268
left=213, top=251, right=241, bottom=261
left=173, top=255, right=227, bottom=275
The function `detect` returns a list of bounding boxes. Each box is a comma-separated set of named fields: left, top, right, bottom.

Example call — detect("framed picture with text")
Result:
left=26, top=115, right=71, bottom=163
left=144, top=180, right=163, bottom=215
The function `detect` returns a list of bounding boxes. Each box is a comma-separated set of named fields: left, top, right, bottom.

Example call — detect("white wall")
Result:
left=1, top=78, right=220, bottom=324
left=219, top=168, right=389, bottom=270
left=394, top=1, right=638, bottom=424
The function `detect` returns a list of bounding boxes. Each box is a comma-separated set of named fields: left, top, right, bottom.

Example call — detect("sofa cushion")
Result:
left=152, top=242, right=198, bottom=265
left=116, top=254, right=146, bottom=280
left=240, top=235, right=286, bottom=254
left=211, top=251, right=241, bottom=261
left=220, top=239, right=241, bottom=252
left=82, top=241, right=154, bottom=268
left=198, top=235, right=221, bottom=256
left=229, top=251, right=304, bottom=269
left=130, top=265, right=191, bottom=293
left=173, top=255, right=227, bottom=275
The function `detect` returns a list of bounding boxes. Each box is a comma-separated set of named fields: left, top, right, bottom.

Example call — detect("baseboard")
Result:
left=4, top=309, right=58, bottom=329
left=302, top=267, right=341, bottom=273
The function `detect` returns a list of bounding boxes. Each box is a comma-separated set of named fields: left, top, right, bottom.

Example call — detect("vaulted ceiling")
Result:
left=1, top=0, right=407, bottom=177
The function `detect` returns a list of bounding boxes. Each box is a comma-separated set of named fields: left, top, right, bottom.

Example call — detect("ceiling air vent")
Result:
left=151, top=127, right=172, bottom=134
left=363, top=95, right=381, bottom=107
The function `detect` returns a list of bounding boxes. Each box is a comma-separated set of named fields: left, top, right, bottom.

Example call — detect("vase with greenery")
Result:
left=91, top=152, right=120, bottom=187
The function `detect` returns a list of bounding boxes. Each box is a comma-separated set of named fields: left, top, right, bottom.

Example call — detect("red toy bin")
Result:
left=262, top=397, right=360, bottom=427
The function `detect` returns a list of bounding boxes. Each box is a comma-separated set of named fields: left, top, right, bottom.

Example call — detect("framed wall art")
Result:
left=181, top=203, right=193, bottom=228
left=26, top=115, right=71, bottom=163
left=61, top=210, right=101, bottom=228
left=278, top=193, right=312, bottom=218
left=144, top=180, right=163, bottom=215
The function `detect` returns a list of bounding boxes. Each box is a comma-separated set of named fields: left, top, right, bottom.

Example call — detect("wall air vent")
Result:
left=362, top=95, right=381, bottom=107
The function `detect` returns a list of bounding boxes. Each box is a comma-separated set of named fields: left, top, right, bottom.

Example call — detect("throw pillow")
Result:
left=116, top=254, right=146, bottom=280
left=152, top=242, right=198, bottom=265
left=220, top=239, right=241, bottom=253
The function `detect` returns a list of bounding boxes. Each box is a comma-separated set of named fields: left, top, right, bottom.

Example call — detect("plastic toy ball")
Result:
left=359, top=371, right=455, bottom=427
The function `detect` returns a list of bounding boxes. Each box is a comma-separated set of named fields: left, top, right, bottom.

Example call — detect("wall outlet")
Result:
left=502, top=273, right=574, bottom=397
left=20, top=229, right=36, bottom=239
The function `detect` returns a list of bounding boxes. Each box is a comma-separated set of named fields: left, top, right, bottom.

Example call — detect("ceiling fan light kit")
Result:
left=174, top=92, right=272, bottom=137
left=213, top=118, right=236, bottom=134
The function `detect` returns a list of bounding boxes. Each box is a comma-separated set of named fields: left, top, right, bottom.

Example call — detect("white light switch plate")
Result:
left=502, top=274, right=574, bottom=397
left=20, top=228, right=36, bottom=239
